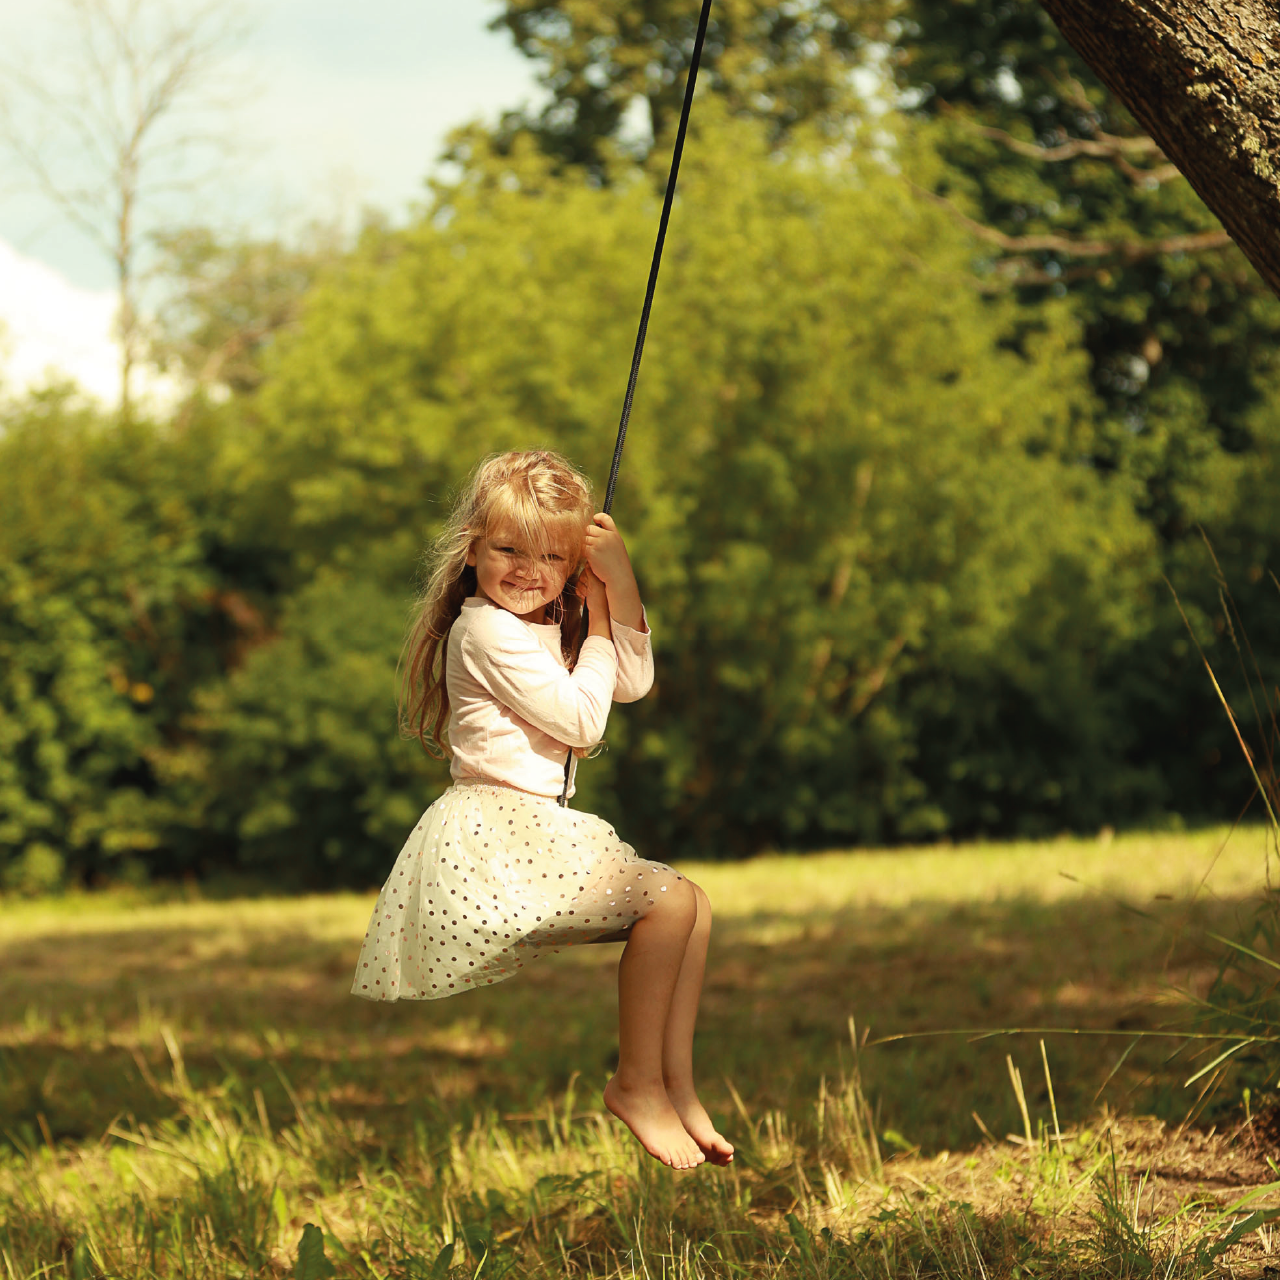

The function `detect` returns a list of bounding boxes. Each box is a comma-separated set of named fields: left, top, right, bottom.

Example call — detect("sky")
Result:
left=0, top=0, right=544, bottom=400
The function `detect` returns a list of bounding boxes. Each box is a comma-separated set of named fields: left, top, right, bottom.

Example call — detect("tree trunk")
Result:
left=1037, top=0, right=1280, bottom=297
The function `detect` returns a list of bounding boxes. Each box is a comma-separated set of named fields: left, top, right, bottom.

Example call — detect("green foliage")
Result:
left=491, top=0, right=1280, bottom=531
left=4, top=49, right=1280, bottom=877
left=196, top=562, right=445, bottom=888
left=242, top=109, right=1156, bottom=852
left=0, top=393, right=224, bottom=887
left=477, top=0, right=1280, bottom=833
left=0, top=389, right=446, bottom=888
left=489, top=0, right=897, bottom=169
left=895, top=0, right=1280, bottom=524
left=889, top=0, right=1280, bottom=825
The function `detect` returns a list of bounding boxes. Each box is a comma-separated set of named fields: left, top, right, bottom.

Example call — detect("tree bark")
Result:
left=1037, top=0, right=1280, bottom=297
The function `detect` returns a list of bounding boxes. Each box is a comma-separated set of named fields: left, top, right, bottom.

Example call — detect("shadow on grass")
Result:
left=0, top=890, right=1255, bottom=1156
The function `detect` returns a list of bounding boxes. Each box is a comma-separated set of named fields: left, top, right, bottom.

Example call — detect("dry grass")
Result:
left=2, top=825, right=1279, bottom=1278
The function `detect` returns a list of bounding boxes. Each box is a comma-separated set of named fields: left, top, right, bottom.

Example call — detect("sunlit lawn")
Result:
left=2, top=826, right=1278, bottom=1278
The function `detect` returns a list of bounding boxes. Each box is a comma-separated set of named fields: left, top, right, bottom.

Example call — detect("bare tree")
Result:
left=1036, top=0, right=1280, bottom=299
left=0, top=0, right=249, bottom=419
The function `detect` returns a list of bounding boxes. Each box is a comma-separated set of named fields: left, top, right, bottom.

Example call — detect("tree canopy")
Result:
left=2, top=2, right=1278, bottom=889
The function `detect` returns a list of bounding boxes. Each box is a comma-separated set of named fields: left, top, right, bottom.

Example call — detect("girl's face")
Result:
left=467, top=526, right=578, bottom=623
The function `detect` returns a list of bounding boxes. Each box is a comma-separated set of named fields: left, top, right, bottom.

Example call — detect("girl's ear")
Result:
left=465, top=535, right=479, bottom=568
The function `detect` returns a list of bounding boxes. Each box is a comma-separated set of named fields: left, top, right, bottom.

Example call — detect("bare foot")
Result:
left=604, top=1076, right=706, bottom=1169
left=667, top=1084, right=735, bottom=1166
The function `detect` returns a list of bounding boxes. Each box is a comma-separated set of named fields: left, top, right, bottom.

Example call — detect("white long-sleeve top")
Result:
left=446, top=596, right=654, bottom=799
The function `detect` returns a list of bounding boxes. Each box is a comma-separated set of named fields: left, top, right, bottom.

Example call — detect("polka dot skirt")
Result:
left=351, top=781, right=683, bottom=1002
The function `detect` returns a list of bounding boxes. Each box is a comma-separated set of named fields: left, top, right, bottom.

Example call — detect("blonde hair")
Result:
left=402, top=449, right=595, bottom=758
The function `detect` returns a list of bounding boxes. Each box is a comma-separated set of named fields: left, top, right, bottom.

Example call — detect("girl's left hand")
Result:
left=583, top=513, right=633, bottom=588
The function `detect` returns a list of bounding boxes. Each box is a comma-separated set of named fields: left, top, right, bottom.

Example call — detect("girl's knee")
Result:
left=661, top=874, right=698, bottom=930
left=687, top=880, right=712, bottom=932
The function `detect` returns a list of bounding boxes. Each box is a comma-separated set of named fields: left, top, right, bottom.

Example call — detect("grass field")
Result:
left=3, top=827, right=1280, bottom=1278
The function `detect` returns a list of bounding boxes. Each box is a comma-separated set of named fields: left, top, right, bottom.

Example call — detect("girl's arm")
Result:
left=581, top=564, right=613, bottom=641
left=610, top=612, right=654, bottom=704
left=461, top=604, right=617, bottom=749
left=585, top=514, right=654, bottom=703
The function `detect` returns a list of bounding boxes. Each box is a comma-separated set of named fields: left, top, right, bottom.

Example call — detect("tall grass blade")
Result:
left=1039, top=1039, right=1061, bottom=1143
left=1167, top=579, right=1280, bottom=837
left=1183, top=1039, right=1254, bottom=1087
left=1005, top=1055, right=1033, bottom=1147
left=1207, top=931, right=1280, bottom=972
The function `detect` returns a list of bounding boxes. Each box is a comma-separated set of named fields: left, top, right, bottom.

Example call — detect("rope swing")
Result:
left=560, top=0, right=716, bottom=807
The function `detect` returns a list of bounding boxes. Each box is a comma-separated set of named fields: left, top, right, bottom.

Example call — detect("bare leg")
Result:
left=661, top=881, right=734, bottom=1164
left=603, top=876, right=706, bottom=1169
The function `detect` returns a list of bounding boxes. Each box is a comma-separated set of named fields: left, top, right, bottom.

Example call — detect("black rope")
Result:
left=560, top=0, right=714, bottom=807
left=602, top=0, right=715, bottom=517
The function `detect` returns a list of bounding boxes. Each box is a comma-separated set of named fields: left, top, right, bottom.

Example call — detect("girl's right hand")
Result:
left=576, top=566, right=609, bottom=614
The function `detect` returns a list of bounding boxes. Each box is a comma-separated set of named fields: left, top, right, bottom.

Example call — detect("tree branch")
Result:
left=910, top=181, right=1232, bottom=266
left=938, top=101, right=1183, bottom=188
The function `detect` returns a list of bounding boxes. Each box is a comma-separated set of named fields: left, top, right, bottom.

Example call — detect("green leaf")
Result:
left=1197, top=1208, right=1280, bottom=1260
left=430, top=1240, right=456, bottom=1279
left=293, top=1223, right=336, bottom=1280
left=785, top=1212, right=815, bottom=1264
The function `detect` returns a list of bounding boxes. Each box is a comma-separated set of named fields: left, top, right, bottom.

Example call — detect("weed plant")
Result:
left=1170, top=554, right=1280, bottom=1118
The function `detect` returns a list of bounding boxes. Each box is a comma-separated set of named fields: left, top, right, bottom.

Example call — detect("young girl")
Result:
left=352, top=450, right=732, bottom=1170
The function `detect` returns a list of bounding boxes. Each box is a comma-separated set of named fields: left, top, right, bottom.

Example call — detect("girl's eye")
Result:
left=544, top=553, right=564, bottom=563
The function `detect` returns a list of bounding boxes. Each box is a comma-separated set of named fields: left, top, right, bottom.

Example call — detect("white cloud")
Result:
left=0, top=238, right=119, bottom=402
left=0, top=238, right=179, bottom=410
